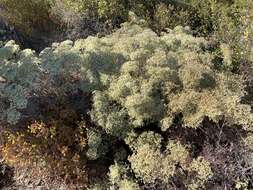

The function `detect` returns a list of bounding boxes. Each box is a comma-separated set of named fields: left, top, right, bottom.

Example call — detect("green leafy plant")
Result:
left=0, top=0, right=56, bottom=36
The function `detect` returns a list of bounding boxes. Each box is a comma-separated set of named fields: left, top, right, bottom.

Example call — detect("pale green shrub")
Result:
left=128, top=132, right=213, bottom=188
left=2, top=18, right=252, bottom=130
left=1, top=18, right=253, bottom=189
left=108, top=162, right=140, bottom=190
left=0, top=41, right=41, bottom=124
left=88, top=20, right=253, bottom=130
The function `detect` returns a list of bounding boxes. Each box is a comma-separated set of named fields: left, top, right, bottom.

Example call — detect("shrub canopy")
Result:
left=1, top=17, right=253, bottom=189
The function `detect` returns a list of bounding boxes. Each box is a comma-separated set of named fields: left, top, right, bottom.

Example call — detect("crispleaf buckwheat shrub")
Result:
left=86, top=18, right=252, bottom=188
left=0, top=41, right=41, bottom=124
left=127, top=132, right=213, bottom=189
left=89, top=20, right=253, bottom=131
left=1, top=16, right=253, bottom=189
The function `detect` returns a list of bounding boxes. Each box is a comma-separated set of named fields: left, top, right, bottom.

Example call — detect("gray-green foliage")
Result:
left=40, top=39, right=124, bottom=93
left=91, top=91, right=130, bottom=138
left=1, top=17, right=252, bottom=132
left=86, top=129, right=103, bottom=160
left=0, top=41, right=41, bottom=124
left=108, top=162, right=140, bottom=190
left=86, top=128, right=111, bottom=161
left=0, top=34, right=125, bottom=124
left=127, top=131, right=213, bottom=189
left=1, top=17, right=253, bottom=189
left=89, top=21, right=253, bottom=132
